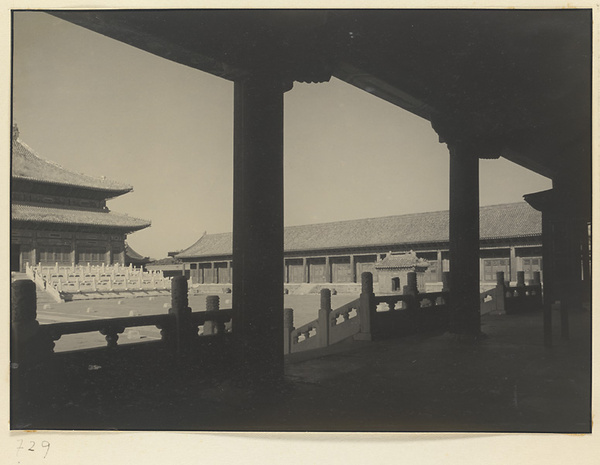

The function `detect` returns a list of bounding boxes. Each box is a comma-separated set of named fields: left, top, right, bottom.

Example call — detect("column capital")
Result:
left=431, top=115, right=501, bottom=159
left=235, top=71, right=294, bottom=93
left=524, top=188, right=590, bottom=222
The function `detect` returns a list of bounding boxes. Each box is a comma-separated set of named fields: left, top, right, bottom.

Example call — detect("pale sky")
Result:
left=11, top=11, right=553, bottom=259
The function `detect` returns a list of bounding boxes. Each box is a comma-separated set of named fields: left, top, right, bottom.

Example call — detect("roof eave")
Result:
left=12, top=176, right=133, bottom=196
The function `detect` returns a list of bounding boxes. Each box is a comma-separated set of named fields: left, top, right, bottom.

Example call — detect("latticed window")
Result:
left=77, top=248, right=106, bottom=264
left=522, top=257, right=542, bottom=281
left=38, top=246, right=71, bottom=263
left=483, top=258, right=510, bottom=282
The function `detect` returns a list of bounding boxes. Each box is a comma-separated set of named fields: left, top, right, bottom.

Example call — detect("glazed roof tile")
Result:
left=12, top=137, right=132, bottom=194
left=176, top=202, right=541, bottom=258
left=12, top=203, right=151, bottom=232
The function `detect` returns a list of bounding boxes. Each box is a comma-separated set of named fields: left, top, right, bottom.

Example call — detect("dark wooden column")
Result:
left=302, top=258, right=308, bottom=283
left=509, top=246, right=517, bottom=282
left=325, top=256, right=331, bottom=283
left=232, top=74, right=286, bottom=381
left=525, top=187, right=589, bottom=343
left=448, top=145, right=481, bottom=336
left=436, top=250, right=443, bottom=282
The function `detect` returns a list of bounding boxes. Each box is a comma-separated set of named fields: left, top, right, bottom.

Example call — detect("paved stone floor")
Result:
left=12, top=306, right=591, bottom=433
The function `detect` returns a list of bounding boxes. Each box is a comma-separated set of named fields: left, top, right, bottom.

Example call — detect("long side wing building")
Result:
left=176, top=202, right=543, bottom=287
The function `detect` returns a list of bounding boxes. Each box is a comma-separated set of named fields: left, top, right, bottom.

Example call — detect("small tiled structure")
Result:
left=375, top=251, right=429, bottom=294
left=10, top=125, right=151, bottom=271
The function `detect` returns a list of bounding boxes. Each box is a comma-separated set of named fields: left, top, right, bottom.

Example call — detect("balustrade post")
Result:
left=532, top=271, right=543, bottom=308
left=11, top=280, right=54, bottom=363
left=169, top=276, right=193, bottom=353
left=405, top=271, right=419, bottom=332
left=515, top=270, right=527, bottom=313
left=442, top=271, right=450, bottom=292
left=318, top=289, right=332, bottom=347
left=357, top=272, right=376, bottom=340
left=544, top=302, right=553, bottom=348
left=495, top=271, right=506, bottom=314
left=283, top=308, right=294, bottom=355
left=204, top=295, right=221, bottom=335
left=405, top=272, right=418, bottom=295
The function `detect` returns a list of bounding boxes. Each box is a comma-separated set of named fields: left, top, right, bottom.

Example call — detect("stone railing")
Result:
left=358, top=272, right=451, bottom=341
left=503, top=271, right=543, bottom=314
left=25, top=262, right=171, bottom=300
left=284, top=290, right=361, bottom=354
left=480, top=271, right=542, bottom=315
left=284, top=272, right=451, bottom=354
left=11, top=276, right=233, bottom=409
left=26, top=264, right=63, bottom=303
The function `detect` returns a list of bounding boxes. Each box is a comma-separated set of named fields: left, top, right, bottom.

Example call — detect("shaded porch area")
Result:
left=13, top=303, right=590, bottom=433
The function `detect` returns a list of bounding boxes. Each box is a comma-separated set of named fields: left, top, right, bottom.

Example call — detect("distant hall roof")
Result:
left=11, top=131, right=132, bottom=195
left=12, top=203, right=151, bottom=232
left=176, top=202, right=541, bottom=259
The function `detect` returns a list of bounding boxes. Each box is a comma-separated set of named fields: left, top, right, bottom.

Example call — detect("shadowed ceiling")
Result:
left=49, top=9, right=591, bottom=203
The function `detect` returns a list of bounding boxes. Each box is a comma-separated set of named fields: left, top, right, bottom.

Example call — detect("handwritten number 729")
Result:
left=16, top=439, right=50, bottom=458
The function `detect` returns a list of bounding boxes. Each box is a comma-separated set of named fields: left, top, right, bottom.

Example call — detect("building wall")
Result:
left=181, top=242, right=543, bottom=286
left=11, top=228, right=126, bottom=271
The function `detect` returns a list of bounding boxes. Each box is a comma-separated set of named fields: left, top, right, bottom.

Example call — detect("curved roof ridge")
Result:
left=177, top=230, right=208, bottom=256
left=176, top=202, right=540, bottom=259
left=12, top=137, right=133, bottom=193
left=284, top=201, right=530, bottom=230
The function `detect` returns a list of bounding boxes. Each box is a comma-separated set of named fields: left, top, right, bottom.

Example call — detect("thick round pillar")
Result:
left=232, top=74, right=286, bottom=382
left=449, top=146, right=481, bottom=336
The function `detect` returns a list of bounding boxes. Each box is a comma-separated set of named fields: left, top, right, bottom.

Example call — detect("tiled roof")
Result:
left=148, top=257, right=182, bottom=266
left=176, top=202, right=541, bottom=258
left=12, top=137, right=132, bottom=194
left=125, top=242, right=151, bottom=262
left=12, top=203, right=151, bottom=231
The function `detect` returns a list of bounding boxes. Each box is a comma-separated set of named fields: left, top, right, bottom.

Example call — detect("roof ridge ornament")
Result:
left=12, top=124, right=19, bottom=141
